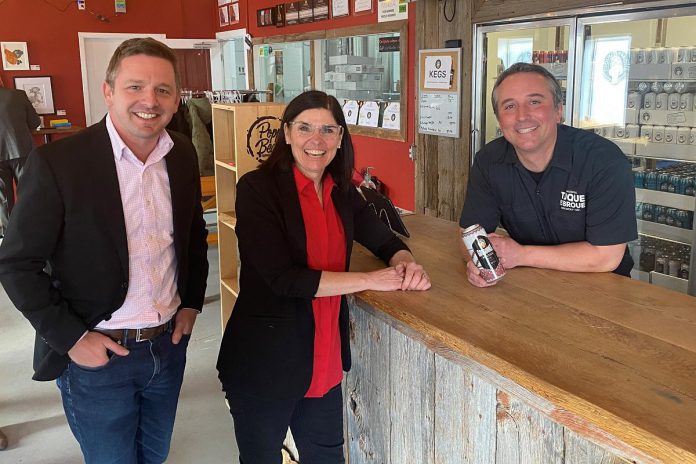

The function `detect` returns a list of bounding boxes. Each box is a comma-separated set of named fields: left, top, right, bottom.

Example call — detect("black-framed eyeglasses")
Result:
left=287, top=121, right=344, bottom=141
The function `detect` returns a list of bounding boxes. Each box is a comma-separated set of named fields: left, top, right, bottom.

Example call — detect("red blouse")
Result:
left=293, top=165, right=346, bottom=398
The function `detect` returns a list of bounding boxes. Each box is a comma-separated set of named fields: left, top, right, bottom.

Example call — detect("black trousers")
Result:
left=224, top=383, right=345, bottom=464
left=0, top=157, right=26, bottom=235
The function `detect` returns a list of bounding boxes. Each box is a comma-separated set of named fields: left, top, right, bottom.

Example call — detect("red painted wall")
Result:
left=0, top=0, right=215, bottom=130
left=216, top=0, right=416, bottom=210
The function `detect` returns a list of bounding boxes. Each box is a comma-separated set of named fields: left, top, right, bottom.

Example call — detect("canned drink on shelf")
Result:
left=644, top=170, right=657, bottom=190
left=602, top=126, right=615, bottom=138
left=654, top=205, right=667, bottom=223
left=691, top=47, right=696, bottom=62
left=680, top=262, right=690, bottom=280
left=635, top=49, right=646, bottom=64
left=664, top=126, right=677, bottom=144
left=677, top=127, right=691, bottom=145
left=642, top=202, right=655, bottom=220
left=633, top=171, right=645, bottom=188
left=668, top=256, right=681, bottom=277
left=652, top=125, right=665, bottom=143
left=685, top=176, right=695, bottom=196
left=668, top=93, right=680, bottom=110
left=627, top=91, right=642, bottom=109
left=680, top=92, right=694, bottom=109
left=655, top=253, right=666, bottom=273
left=643, top=92, right=656, bottom=109
left=665, top=207, right=677, bottom=224
left=646, top=49, right=658, bottom=64
left=657, top=173, right=671, bottom=192
left=674, top=209, right=687, bottom=228
left=650, top=81, right=663, bottom=93
left=626, top=124, right=640, bottom=140
left=639, top=245, right=656, bottom=272
left=532, top=50, right=540, bottom=63
left=663, top=81, right=675, bottom=93
left=657, top=48, right=671, bottom=64
left=677, top=47, right=689, bottom=63
left=461, top=224, right=506, bottom=283
left=635, top=201, right=643, bottom=217
left=637, top=82, right=650, bottom=93
left=655, top=92, right=669, bottom=110
left=690, top=128, right=696, bottom=144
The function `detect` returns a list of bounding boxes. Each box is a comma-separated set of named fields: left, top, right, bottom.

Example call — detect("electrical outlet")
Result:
left=77, top=0, right=86, bottom=10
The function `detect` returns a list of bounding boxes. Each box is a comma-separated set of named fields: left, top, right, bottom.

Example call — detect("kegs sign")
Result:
left=247, top=116, right=282, bottom=162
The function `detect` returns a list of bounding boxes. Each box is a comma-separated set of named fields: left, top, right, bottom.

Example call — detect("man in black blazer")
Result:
left=0, top=87, right=40, bottom=237
left=0, top=38, right=208, bottom=463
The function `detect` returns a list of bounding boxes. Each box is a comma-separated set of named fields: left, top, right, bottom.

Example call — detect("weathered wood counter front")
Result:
left=344, top=215, right=696, bottom=464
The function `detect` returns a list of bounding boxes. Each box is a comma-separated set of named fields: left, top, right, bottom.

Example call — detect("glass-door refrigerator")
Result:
left=472, top=4, right=696, bottom=296
left=575, top=6, right=696, bottom=295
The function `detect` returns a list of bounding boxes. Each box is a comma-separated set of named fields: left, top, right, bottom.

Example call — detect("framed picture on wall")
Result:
left=1, top=41, right=30, bottom=71
left=217, top=0, right=231, bottom=6
left=354, top=0, right=374, bottom=14
left=14, top=76, right=55, bottom=115
left=332, top=0, right=350, bottom=17
left=229, top=2, right=240, bottom=24
left=219, top=5, right=230, bottom=26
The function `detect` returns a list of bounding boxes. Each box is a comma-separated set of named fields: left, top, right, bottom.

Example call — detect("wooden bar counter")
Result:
left=343, top=214, right=696, bottom=464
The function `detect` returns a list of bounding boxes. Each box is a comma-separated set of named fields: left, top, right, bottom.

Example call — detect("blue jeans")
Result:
left=56, top=331, right=190, bottom=464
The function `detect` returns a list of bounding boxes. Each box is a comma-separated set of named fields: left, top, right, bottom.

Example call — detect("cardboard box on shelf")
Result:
left=639, top=109, right=696, bottom=127
left=334, top=64, right=385, bottom=73
left=328, top=55, right=378, bottom=66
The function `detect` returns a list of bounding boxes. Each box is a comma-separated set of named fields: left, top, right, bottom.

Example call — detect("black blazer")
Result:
left=0, top=119, right=209, bottom=381
left=216, top=165, right=408, bottom=399
left=0, top=88, right=40, bottom=161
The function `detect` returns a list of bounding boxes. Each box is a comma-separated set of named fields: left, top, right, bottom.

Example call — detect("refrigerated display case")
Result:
left=473, top=3, right=696, bottom=296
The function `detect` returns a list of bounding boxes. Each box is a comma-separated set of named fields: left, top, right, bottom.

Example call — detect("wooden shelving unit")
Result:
left=212, top=102, right=286, bottom=328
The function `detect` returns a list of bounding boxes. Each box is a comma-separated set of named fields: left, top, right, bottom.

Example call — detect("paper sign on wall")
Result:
left=343, top=100, right=359, bottom=125
left=381, top=102, right=400, bottom=129
left=423, top=55, right=452, bottom=90
left=358, top=101, right=379, bottom=127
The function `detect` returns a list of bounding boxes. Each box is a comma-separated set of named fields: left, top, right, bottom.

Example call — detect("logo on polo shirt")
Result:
left=560, top=190, right=585, bottom=212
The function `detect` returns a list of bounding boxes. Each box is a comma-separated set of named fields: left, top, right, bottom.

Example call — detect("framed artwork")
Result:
left=354, top=0, right=373, bottom=14
left=332, top=0, right=350, bottom=17
left=219, top=5, right=230, bottom=26
left=229, top=2, right=240, bottom=24
left=217, top=0, right=231, bottom=5
left=1, top=42, right=30, bottom=71
left=14, top=76, right=55, bottom=115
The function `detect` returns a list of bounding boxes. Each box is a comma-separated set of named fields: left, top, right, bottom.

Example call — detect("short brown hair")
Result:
left=105, top=37, right=180, bottom=90
left=491, top=62, right=563, bottom=117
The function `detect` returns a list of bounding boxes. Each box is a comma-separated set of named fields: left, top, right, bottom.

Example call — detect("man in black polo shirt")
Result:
left=459, top=62, right=637, bottom=287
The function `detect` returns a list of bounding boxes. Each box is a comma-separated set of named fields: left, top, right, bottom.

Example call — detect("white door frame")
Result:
left=78, top=32, right=166, bottom=126
left=162, top=38, right=224, bottom=91
left=216, top=29, right=250, bottom=89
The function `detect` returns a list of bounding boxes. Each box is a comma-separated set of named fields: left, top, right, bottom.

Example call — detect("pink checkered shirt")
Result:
left=95, top=115, right=181, bottom=329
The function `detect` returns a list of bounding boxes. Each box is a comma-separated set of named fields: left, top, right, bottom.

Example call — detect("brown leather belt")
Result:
left=95, top=320, right=172, bottom=344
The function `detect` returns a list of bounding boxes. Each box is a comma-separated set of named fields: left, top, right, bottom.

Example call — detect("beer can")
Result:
left=640, top=125, right=654, bottom=144
left=677, top=47, right=689, bottom=63
left=664, top=126, right=677, bottom=144
left=680, top=93, right=694, bottom=110
left=642, top=202, right=655, bottom=221
left=652, top=125, right=665, bottom=143
left=668, top=93, right=680, bottom=110
left=637, top=82, right=650, bottom=93
left=690, top=128, right=696, bottom=144
left=655, top=205, right=667, bottom=223
left=635, top=49, right=646, bottom=64
left=650, top=81, right=663, bottom=93
left=461, top=224, right=506, bottom=283
left=626, top=124, right=640, bottom=139
left=691, top=47, right=696, bottom=62
left=646, top=48, right=658, bottom=64
left=684, top=176, right=695, bottom=196
left=677, top=127, right=691, bottom=145
left=643, top=92, right=656, bottom=109
left=627, top=91, right=642, bottom=109
left=633, top=170, right=645, bottom=188
left=655, top=92, right=669, bottom=110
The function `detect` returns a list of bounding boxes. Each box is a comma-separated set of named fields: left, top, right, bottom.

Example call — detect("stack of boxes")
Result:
left=324, top=55, right=385, bottom=101
left=600, top=47, right=696, bottom=161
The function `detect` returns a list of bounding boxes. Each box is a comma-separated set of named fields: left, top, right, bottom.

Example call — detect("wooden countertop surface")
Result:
left=349, top=214, right=696, bottom=463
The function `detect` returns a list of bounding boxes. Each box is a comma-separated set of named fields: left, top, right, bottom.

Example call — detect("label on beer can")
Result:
left=461, top=224, right=506, bottom=283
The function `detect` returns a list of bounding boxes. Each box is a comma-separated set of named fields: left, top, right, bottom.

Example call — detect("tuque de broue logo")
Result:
left=559, top=190, right=585, bottom=212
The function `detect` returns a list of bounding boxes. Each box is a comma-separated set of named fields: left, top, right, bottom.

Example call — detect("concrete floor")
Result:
left=0, top=246, right=240, bottom=463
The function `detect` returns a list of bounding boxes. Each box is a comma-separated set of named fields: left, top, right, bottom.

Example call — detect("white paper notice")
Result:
left=381, top=102, right=400, bottom=129
left=343, top=100, right=359, bottom=125
left=378, top=0, right=407, bottom=22
left=423, top=55, right=452, bottom=90
left=354, top=0, right=372, bottom=13
left=332, top=0, right=349, bottom=17
left=358, top=101, right=380, bottom=127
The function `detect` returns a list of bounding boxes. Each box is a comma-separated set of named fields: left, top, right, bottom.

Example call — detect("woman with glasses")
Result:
left=217, top=90, right=430, bottom=464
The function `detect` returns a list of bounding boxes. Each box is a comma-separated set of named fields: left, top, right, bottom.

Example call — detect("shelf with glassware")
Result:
left=212, top=102, right=286, bottom=327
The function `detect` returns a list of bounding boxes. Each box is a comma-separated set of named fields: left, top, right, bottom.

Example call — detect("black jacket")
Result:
left=0, top=119, right=209, bottom=381
left=0, top=88, right=40, bottom=161
left=216, top=165, right=408, bottom=399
